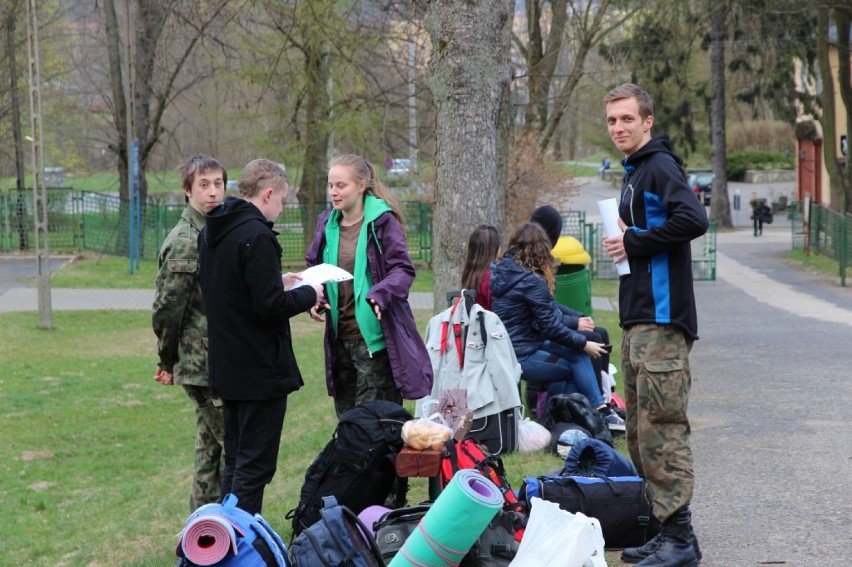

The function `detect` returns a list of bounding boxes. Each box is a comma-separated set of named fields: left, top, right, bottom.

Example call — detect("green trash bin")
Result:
left=554, top=264, right=593, bottom=316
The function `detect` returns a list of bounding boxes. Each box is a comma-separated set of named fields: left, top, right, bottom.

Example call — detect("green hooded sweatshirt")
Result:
left=323, top=195, right=392, bottom=354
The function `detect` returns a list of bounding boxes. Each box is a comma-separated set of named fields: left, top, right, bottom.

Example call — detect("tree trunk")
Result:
left=5, top=2, right=28, bottom=249
left=816, top=3, right=845, bottom=210
left=133, top=0, right=170, bottom=205
left=524, top=0, right=543, bottom=131
left=426, top=0, right=514, bottom=312
left=103, top=0, right=129, bottom=199
left=709, top=2, right=731, bottom=228
left=300, top=43, right=331, bottom=252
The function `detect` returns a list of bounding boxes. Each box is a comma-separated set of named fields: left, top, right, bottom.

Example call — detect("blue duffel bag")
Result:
left=518, top=475, right=659, bottom=550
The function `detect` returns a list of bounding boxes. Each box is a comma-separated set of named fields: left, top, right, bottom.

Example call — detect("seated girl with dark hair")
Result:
left=489, top=222, right=624, bottom=432
left=461, top=224, right=501, bottom=310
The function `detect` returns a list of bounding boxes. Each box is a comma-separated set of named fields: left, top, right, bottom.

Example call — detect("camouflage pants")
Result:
left=334, top=339, right=402, bottom=417
left=621, top=324, right=694, bottom=523
left=183, top=385, right=225, bottom=512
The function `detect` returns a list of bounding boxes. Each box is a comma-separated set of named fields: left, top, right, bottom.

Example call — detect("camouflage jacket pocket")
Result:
left=644, top=357, right=684, bottom=373
left=168, top=258, right=197, bottom=273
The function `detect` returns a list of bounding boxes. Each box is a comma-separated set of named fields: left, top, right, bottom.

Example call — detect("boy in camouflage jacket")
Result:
left=152, top=155, right=227, bottom=512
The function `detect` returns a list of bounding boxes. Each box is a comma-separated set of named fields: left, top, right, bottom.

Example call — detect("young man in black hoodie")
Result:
left=198, top=158, right=323, bottom=515
left=602, top=84, right=708, bottom=567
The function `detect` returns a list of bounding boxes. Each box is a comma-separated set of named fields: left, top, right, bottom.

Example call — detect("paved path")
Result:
left=687, top=226, right=852, bottom=566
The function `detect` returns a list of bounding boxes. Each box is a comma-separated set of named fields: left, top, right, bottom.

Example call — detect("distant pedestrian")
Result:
left=598, top=157, right=611, bottom=179
left=602, top=83, right=707, bottom=567
left=749, top=193, right=772, bottom=237
left=152, top=154, right=227, bottom=512
left=384, top=154, right=394, bottom=171
left=198, top=158, right=323, bottom=515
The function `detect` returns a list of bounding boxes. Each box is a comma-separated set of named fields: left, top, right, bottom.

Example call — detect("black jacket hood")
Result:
left=624, top=136, right=683, bottom=171
left=203, top=196, right=271, bottom=248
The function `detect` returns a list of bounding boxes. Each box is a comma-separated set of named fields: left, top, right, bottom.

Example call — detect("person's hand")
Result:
left=577, top=316, right=595, bottom=332
left=309, top=302, right=330, bottom=322
left=602, top=220, right=628, bottom=265
left=583, top=341, right=606, bottom=359
left=369, top=298, right=382, bottom=321
left=154, top=367, right=174, bottom=385
left=282, top=272, right=303, bottom=291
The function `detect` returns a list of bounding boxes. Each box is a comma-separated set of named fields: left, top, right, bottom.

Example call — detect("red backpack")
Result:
left=439, top=437, right=527, bottom=541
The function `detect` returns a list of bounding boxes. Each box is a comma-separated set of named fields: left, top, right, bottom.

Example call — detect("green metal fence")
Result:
left=800, top=201, right=851, bottom=286
left=586, top=221, right=717, bottom=281
left=558, top=210, right=715, bottom=281
left=3, top=188, right=716, bottom=278
left=0, top=189, right=433, bottom=264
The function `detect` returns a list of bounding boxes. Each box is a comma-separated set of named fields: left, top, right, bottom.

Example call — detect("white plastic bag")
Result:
left=600, top=363, right=618, bottom=404
left=518, top=418, right=551, bottom=452
left=509, top=497, right=606, bottom=567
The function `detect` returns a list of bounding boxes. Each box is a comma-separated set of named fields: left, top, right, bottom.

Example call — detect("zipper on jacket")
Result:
left=624, top=183, right=636, bottom=227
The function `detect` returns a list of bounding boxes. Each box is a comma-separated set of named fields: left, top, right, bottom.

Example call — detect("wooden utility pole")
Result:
left=25, top=0, right=51, bottom=329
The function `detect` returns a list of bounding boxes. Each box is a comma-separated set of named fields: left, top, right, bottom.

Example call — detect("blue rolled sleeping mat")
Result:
left=560, top=438, right=637, bottom=478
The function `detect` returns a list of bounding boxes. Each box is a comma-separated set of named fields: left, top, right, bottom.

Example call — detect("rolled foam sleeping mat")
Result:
left=178, top=514, right=239, bottom=566
left=388, top=468, right=503, bottom=567
left=359, top=504, right=393, bottom=535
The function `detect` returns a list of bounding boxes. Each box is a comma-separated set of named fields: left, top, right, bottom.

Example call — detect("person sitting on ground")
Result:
left=529, top=205, right=615, bottom=408
left=490, top=222, right=625, bottom=433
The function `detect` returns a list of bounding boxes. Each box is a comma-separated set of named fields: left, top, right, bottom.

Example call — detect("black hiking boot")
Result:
left=621, top=532, right=661, bottom=563
left=622, top=530, right=701, bottom=564
left=634, top=508, right=699, bottom=567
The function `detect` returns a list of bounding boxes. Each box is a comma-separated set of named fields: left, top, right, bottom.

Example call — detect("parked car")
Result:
left=387, top=158, right=413, bottom=182
left=687, top=172, right=713, bottom=205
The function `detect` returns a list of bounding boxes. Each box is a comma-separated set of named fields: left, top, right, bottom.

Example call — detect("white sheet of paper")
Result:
left=291, top=263, right=353, bottom=288
left=597, top=198, right=631, bottom=276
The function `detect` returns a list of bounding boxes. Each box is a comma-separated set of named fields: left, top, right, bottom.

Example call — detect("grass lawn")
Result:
left=3, top=256, right=627, bottom=565
left=784, top=249, right=852, bottom=281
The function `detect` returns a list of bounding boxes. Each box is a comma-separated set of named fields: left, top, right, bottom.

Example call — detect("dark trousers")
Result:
left=583, top=327, right=610, bottom=389
left=221, top=397, right=288, bottom=515
left=525, top=326, right=611, bottom=417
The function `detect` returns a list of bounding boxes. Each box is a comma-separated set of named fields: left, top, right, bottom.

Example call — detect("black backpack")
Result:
left=287, top=400, right=412, bottom=535
left=539, top=393, right=613, bottom=446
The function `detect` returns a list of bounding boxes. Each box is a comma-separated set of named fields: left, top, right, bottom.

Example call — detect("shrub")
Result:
left=727, top=150, right=795, bottom=180
left=728, top=121, right=795, bottom=153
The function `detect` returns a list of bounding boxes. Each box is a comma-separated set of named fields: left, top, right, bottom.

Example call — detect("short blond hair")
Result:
left=604, top=83, right=654, bottom=119
left=238, top=159, right=288, bottom=198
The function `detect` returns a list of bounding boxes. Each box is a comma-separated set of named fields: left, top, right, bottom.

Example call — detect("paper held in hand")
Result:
left=597, top=198, right=631, bottom=276
left=291, top=263, right=353, bottom=288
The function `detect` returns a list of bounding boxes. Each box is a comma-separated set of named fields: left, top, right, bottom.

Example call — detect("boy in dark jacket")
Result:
left=602, top=84, right=707, bottom=567
left=198, top=158, right=323, bottom=515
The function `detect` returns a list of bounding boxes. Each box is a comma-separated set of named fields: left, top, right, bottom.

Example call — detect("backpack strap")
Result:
left=252, top=515, right=289, bottom=567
